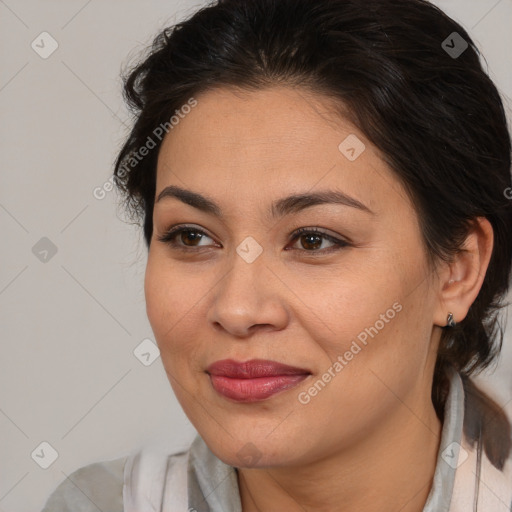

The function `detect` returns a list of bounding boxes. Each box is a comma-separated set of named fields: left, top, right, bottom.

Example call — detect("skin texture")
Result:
left=144, top=86, right=494, bottom=512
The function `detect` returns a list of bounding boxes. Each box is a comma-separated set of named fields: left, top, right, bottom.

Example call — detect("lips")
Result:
left=206, top=359, right=311, bottom=378
left=206, top=359, right=311, bottom=402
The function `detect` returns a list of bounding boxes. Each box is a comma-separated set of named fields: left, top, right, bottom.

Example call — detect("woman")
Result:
left=42, top=0, right=512, bottom=510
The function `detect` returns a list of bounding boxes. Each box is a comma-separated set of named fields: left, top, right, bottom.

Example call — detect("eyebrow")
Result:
left=155, top=185, right=374, bottom=219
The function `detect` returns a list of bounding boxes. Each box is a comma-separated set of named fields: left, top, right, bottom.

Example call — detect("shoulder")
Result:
left=41, top=455, right=127, bottom=512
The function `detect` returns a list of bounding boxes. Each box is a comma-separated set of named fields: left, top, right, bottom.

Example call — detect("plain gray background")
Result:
left=1, top=1, right=511, bottom=511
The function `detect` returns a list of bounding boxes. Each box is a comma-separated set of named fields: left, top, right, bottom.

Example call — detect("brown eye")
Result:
left=178, top=229, right=205, bottom=246
left=298, top=233, right=324, bottom=251
left=157, top=226, right=216, bottom=249
left=288, top=227, right=349, bottom=254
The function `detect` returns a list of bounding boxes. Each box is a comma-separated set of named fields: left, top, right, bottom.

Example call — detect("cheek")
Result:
left=301, top=250, right=428, bottom=373
left=294, top=258, right=402, bottom=340
left=144, top=255, right=189, bottom=345
left=144, top=254, right=214, bottom=367
left=144, top=258, right=170, bottom=333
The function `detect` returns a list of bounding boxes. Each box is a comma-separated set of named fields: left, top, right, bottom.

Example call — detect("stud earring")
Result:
left=446, top=312, right=456, bottom=328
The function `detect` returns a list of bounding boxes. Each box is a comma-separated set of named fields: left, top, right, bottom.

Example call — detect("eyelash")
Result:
left=156, top=225, right=350, bottom=255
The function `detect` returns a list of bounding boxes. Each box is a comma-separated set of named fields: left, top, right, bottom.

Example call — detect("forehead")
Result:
left=159, top=85, right=351, bottom=156
left=155, top=86, right=410, bottom=219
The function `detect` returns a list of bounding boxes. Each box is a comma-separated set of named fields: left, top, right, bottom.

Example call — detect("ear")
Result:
left=433, top=217, right=494, bottom=327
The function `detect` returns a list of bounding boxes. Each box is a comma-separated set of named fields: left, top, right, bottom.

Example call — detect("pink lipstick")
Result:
left=206, top=359, right=311, bottom=402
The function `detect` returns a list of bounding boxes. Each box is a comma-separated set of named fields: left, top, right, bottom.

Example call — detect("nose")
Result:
left=206, top=250, right=289, bottom=338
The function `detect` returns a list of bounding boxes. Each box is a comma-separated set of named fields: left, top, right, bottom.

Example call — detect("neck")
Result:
left=237, top=392, right=442, bottom=512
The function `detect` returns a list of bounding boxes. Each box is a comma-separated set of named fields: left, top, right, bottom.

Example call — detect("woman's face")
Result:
left=145, top=86, right=443, bottom=467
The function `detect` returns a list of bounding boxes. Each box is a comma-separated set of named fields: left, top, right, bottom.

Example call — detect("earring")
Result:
left=446, top=312, right=456, bottom=328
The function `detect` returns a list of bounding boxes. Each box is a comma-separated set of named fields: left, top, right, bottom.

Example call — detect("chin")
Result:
left=203, top=433, right=298, bottom=469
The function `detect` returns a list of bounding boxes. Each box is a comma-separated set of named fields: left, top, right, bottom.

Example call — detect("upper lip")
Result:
left=206, top=359, right=311, bottom=378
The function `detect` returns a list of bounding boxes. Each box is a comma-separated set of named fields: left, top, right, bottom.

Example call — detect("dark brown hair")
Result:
left=113, top=0, right=512, bottom=467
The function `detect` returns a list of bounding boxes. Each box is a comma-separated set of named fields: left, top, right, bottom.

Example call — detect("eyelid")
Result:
left=156, top=223, right=350, bottom=253
left=289, top=226, right=346, bottom=243
left=156, top=224, right=218, bottom=247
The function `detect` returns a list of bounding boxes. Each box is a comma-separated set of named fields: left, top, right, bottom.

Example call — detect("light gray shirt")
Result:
left=41, top=369, right=512, bottom=511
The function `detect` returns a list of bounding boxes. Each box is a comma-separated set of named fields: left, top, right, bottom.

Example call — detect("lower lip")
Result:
left=209, top=374, right=309, bottom=402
